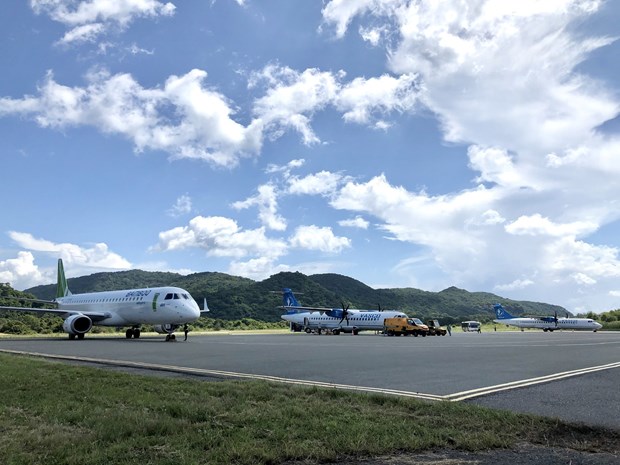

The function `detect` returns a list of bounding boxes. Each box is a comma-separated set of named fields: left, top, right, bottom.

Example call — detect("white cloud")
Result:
left=0, top=252, right=47, bottom=290
left=336, top=73, right=419, bottom=127
left=0, top=69, right=263, bottom=168
left=339, top=216, right=370, bottom=229
left=494, top=279, right=534, bottom=292
left=228, top=257, right=290, bottom=281
left=287, top=171, right=345, bottom=196
left=251, top=65, right=342, bottom=145
left=9, top=231, right=131, bottom=270
left=505, top=214, right=598, bottom=238
left=232, top=184, right=287, bottom=231
left=289, top=225, right=351, bottom=253
left=31, top=0, right=176, bottom=45
left=154, top=216, right=288, bottom=259
left=167, top=194, right=192, bottom=217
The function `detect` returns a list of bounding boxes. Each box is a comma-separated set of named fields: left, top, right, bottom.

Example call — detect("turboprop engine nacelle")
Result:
left=153, top=324, right=178, bottom=335
left=62, top=314, right=93, bottom=335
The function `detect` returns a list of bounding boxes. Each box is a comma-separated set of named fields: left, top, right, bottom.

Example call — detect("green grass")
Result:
left=0, top=354, right=617, bottom=465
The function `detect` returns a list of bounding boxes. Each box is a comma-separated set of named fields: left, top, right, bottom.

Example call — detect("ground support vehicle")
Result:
left=426, top=319, right=447, bottom=336
left=384, top=317, right=429, bottom=337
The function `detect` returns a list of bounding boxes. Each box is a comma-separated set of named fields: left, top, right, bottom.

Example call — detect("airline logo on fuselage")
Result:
left=125, top=290, right=152, bottom=298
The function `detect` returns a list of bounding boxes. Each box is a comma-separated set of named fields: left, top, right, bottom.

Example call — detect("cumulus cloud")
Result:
left=0, top=69, right=263, bottom=168
left=0, top=252, right=47, bottom=290
left=154, top=216, right=288, bottom=259
left=31, top=0, right=176, bottom=45
left=287, top=171, right=346, bottom=196
left=250, top=64, right=421, bottom=144
left=339, top=216, right=370, bottom=229
left=251, top=65, right=343, bottom=145
left=289, top=225, right=351, bottom=253
left=336, top=73, right=419, bottom=128
left=9, top=231, right=131, bottom=269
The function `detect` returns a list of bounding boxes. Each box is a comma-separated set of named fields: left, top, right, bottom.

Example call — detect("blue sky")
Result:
left=1, top=1, right=620, bottom=314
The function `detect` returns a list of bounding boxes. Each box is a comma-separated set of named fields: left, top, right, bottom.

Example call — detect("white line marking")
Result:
left=447, top=361, right=620, bottom=401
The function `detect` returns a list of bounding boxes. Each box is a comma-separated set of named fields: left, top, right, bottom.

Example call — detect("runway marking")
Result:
left=446, top=361, right=620, bottom=401
left=2, top=349, right=618, bottom=404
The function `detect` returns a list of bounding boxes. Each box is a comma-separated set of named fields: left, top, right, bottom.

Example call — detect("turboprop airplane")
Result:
left=493, top=303, right=602, bottom=332
left=0, top=259, right=206, bottom=341
left=278, top=288, right=408, bottom=335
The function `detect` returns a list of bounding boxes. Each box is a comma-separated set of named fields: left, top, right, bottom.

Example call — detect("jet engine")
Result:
left=153, top=323, right=179, bottom=335
left=62, top=314, right=93, bottom=336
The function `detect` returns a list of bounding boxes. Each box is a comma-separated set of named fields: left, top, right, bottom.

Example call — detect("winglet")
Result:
left=56, top=259, right=72, bottom=298
left=201, top=297, right=210, bottom=313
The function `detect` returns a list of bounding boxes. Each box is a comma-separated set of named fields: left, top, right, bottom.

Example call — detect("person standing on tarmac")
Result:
left=446, top=324, right=452, bottom=336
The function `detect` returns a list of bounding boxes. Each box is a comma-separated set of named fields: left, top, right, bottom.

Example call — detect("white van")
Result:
left=461, top=321, right=481, bottom=332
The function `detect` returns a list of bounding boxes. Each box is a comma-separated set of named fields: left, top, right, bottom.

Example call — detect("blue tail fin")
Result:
left=282, top=288, right=300, bottom=307
left=493, top=303, right=513, bottom=320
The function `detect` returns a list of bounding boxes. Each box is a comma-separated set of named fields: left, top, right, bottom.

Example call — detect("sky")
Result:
left=1, top=1, right=620, bottom=314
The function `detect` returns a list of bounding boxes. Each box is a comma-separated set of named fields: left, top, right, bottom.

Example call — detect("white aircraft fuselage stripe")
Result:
left=3, top=349, right=618, bottom=404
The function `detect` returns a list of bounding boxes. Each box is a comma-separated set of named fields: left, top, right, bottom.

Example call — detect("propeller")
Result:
left=377, top=303, right=383, bottom=312
left=338, top=302, right=350, bottom=326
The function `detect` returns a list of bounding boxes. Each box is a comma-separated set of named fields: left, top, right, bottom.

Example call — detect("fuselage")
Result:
left=56, top=286, right=201, bottom=326
left=493, top=316, right=602, bottom=332
left=281, top=309, right=408, bottom=333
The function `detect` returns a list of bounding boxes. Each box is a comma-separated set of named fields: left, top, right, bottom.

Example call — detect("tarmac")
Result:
left=1, top=330, right=618, bottom=430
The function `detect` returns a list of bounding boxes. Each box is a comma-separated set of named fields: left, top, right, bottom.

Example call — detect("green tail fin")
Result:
left=56, top=259, right=71, bottom=298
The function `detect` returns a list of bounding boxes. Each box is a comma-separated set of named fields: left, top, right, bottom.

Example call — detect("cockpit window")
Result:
left=173, top=293, right=180, bottom=299
left=182, top=293, right=190, bottom=299
left=165, top=293, right=173, bottom=300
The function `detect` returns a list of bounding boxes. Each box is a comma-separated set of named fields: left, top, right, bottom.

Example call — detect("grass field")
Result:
left=0, top=353, right=618, bottom=465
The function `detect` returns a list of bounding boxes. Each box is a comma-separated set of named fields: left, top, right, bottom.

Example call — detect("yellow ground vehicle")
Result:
left=426, top=319, right=447, bottom=336
left=384, top=317, right=429, bottom=337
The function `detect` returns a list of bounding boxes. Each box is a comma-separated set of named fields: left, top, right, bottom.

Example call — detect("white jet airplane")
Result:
left=493, top=303, right=602, bottom=332
left=0, top=259, right=206, bottom=341
left=278, top=288, right=408, bottom=335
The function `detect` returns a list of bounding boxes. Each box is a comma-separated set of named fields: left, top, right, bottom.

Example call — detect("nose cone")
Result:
left=186, top=299, right=201, bottom=320
left=595, top=322, right=603, bottom=330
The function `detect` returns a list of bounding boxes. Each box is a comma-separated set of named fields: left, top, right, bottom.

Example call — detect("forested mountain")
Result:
left=20, top=269, right=568, bottom=323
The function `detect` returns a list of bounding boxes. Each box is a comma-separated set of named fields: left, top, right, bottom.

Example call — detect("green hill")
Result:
left=21, top=269, right=569, bottom=324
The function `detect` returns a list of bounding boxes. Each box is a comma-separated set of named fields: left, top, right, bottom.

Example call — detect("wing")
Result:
left=0, top=305, right=65, bottom=315
left=0, top=305, right=110, bottom=321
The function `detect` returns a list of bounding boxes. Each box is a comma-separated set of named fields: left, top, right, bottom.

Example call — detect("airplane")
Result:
left=493, top=303, right=602, bottom=332
left=277, top=288, right=408, bottom=335
left=0, top=259, right=207, bottom=341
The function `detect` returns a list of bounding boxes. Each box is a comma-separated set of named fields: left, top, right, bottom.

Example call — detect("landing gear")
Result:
left=68, top=333, right=85, bottom=340
left=125, top=327, right=141, bottom=339
left=165, top=334, right=176, bottom=342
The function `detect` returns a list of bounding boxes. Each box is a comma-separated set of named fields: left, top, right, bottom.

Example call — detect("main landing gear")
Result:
left=125, top=327, right=141, bottom=339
